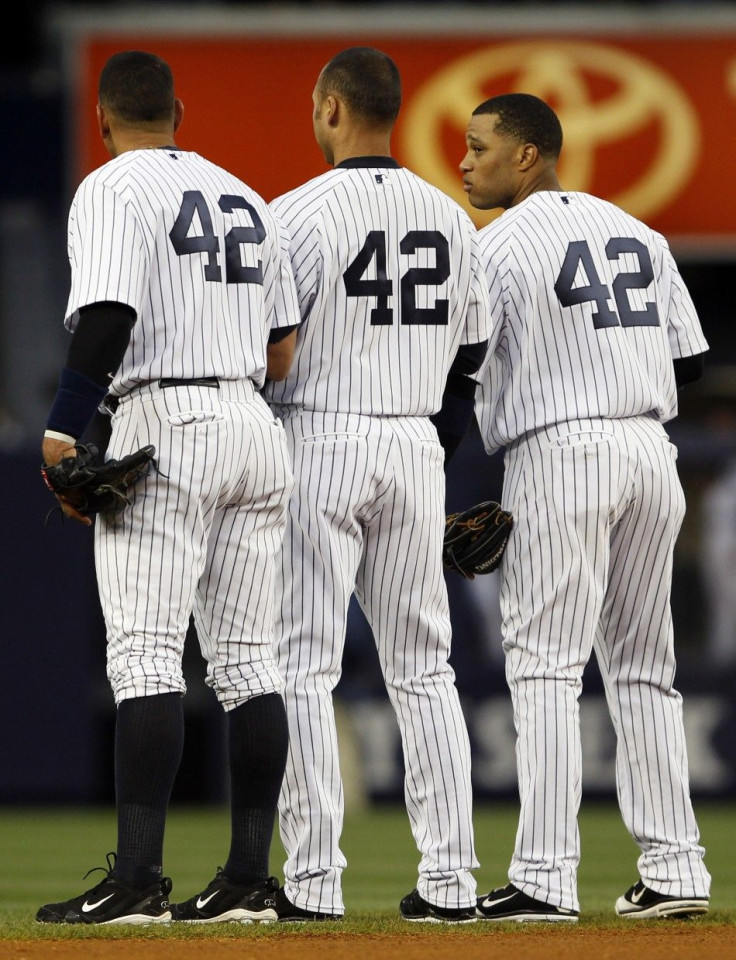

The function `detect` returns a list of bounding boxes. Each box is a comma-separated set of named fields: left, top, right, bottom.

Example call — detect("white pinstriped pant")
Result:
left=498, top=414, right=711, bottom=911
left=274, top=410, right=478, bottom=914
left=96, top=380, right=293, bottom=708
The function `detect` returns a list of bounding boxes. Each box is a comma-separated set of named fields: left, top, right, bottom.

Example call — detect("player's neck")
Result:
left=511, top=171, right=563, bottom=208
left=330, top=131, right=393, bottom=167
left=109, top=132, right=179, bottom=157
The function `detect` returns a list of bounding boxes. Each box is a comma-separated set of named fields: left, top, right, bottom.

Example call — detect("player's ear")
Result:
left=325, top=95, right=339, bottom=127
left=518, top=142, right=538, bottom=171
left=96, top=103, right=111, bottom=139
left=173, top=98, right=184, bottom=133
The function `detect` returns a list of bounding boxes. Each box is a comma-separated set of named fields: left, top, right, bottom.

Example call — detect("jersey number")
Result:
left=343, top=230, right=450, bottom=325
left=169, top=191, right=265, bottom=284
left=554, top=238, right=660, bottom=329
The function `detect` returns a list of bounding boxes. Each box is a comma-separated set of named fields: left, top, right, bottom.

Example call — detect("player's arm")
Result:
left=430, top=225, right=495, bottom=465
left=266, top=325, right=298, bottom=381
left=674, top=352, right=705, bottom=389
left=269, top=197, right=322, bottom=323
left=43, top=301, right=135, bottom=472
left=262, top=210, right=302, bottom=383
left=656, top=233, right=709, bottom=385
left=430, top=340, right=489, bottom=465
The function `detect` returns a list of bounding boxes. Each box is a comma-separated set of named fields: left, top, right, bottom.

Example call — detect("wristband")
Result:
left=46, top=367, right=108, bottom=440
left=44, top=429, right=77, bottom=444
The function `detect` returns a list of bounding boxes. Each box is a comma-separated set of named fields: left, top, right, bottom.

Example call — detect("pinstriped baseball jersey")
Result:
left=264, top=159, right=490, bottom=916
left=66, top=148, right=298, bottom=395
left=473, top=188, right=710, bottom=912
left=264, top=165, right=490, bottom=415
left=66, top=146, right=299, bottom=708
left=475, top=191, right=709, bottom=453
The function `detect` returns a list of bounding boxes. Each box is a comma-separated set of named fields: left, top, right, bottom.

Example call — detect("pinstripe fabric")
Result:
left=264, top=163, right=490, bottom=914
left=66, top=148, right=298, bottom=394
left=475, top=192, right=709, bottom=453
left=276, top=413, right=477, bottom=913
left=476, top=190, right=710, bottom=910
left=65, top=147, right=299, bottom=711
left=98, top=381, right=293, bottom=707
left=265, top=166, right=490, bottom=415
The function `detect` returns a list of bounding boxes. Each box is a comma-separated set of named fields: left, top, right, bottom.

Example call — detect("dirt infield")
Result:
left=4, top=928, right=736, bottom=960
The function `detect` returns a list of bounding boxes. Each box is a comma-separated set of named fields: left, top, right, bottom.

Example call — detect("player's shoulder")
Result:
left=475, top=206, right=520, bottom=258
left=190, top=152, right=272, bottom=204
left=570, top=192, right=670, bottom=254
left=74, top=148, right=185, bottom=196
left=554, top=190, right=659, bottom=233
left=76, top=152, right=134, bottom=190
left=70, top=155, right=143, bottom=214
left=474, top=193, right=565, bottom=267
left=270, top=169, right=345, bottom=224
left=400, top=166, right=476, bottom=223
left=478, top=190, right=662, bottom=253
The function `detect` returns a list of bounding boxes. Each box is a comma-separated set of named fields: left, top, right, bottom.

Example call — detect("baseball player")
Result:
left=37, top=51, right=299, bottom=924
left=460, top=93, right=711, bottom=921
left=261, top=47, right=492, bottom=922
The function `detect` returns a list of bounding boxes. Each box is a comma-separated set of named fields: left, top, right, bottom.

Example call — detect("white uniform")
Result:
left=263, top=160, right=491, bottom=914
left=66, top=147, right=297, bottom=707
left=475, top=190, right=711, bottom=910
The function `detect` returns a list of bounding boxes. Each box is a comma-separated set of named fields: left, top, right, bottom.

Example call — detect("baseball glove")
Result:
left=41, top=442, right=157, bottom=518
left=443, top=500, right=514, bottom=579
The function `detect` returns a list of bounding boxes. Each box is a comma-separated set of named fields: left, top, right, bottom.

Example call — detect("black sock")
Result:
left=113, top=693, right=184, bottom=887
left=223, top=693, right=288, bottom=885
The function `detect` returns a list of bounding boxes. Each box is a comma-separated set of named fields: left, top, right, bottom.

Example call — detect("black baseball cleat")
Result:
left=36, top=854, right=172, bottom=925
left=615, top=880, right=709, bottom=919
left=400, top=888, right=477, bottom=923
left=172, top=870, right=279, bottom=923
left=273, top=886, right=343, bottom=921
left=476, top=883, right=579, bottom=922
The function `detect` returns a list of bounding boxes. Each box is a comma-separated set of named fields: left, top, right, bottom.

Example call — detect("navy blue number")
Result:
left=343, top=231, right=392, bottom=325
left=400, top=231, right=450, bottom=325
left=343, top=230, right=450, bottom=325
left=219, top=195, right=265, bottom=284
left=169, top=191, right=265, bottom=284
left=170, top=191, right=220, bottom=281
left=607, top=237, right=659, bottom=327
left=554, top=237, right=659, bottom=329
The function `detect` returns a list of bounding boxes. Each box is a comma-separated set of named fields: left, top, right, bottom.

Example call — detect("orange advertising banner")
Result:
left=69, top=20, right=736, bottom=248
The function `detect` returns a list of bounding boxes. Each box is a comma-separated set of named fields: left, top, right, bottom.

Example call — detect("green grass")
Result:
left=0, top=800, right=733, bottom=938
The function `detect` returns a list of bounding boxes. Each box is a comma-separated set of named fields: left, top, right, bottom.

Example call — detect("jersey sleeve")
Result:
left=266, top=214, right=301, bottom=331
left=656, top=234, right=709, bottom=360
left=460, top=229, right=494, bottom=347
left=65, top=176, right=147, bottom=329
left=270, top=196, right=323, bottom=322
left=475, top=225, right=509, bottom=371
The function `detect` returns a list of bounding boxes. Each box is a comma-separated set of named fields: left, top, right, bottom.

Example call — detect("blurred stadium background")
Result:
left=1, top=2, right=735, bottom=816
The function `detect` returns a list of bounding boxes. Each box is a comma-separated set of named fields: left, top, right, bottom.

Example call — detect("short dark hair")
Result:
left=99, top=51, right=175, bottom=124
left=319, top=47, right=401, bottom=126
left=473, top=93, right=562, bottom=159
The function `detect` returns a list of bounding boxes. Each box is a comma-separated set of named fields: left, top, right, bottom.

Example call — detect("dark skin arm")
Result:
left=266, top=329, right=298, bottom=381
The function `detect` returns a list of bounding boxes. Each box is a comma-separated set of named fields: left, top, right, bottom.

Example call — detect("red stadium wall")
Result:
left=61, top=15, right=736, bottom=252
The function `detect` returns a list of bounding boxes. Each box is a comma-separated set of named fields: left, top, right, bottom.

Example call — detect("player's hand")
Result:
left=41, top=438, right=93, bottom=526
left=53, top=493, right=93, bottom=525
left=42, top=436, right=77, bottom=467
